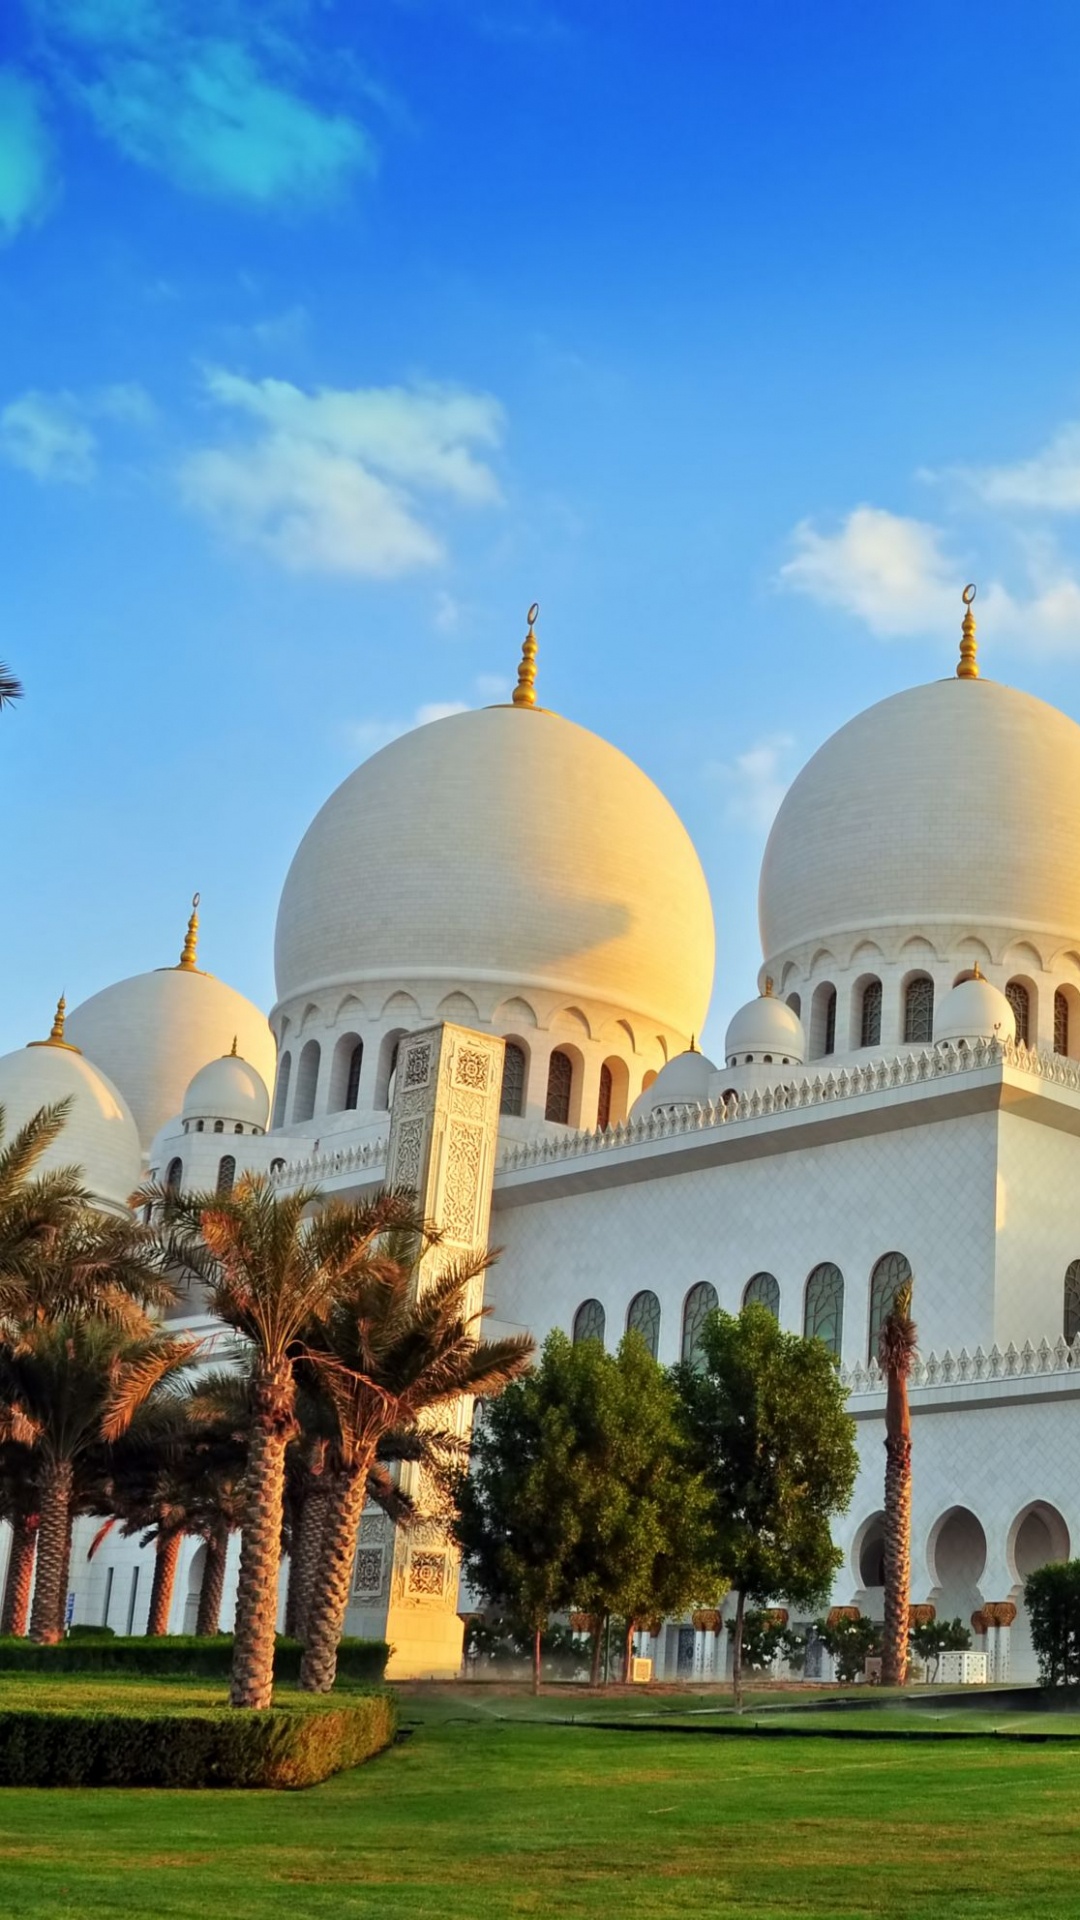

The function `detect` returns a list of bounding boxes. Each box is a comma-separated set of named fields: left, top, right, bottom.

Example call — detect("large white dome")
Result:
left=274, top=705, right=715, bottom=1039
left=0, top=1027, right=141, bottom=1213
left=759, top=677, right=1080, bottom=966
left=67, top=955, right=274, bottom=1154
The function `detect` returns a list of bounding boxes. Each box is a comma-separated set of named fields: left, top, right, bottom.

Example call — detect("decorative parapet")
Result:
left=268, top=1136, right=388, bottom=1190
left=842, top=1334, right=1080, bottom=1398
left=497, top=1036, right=1080, bottom=1174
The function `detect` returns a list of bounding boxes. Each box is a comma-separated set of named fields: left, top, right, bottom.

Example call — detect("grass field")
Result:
left=3, top=1678, right=1080, bottom=1917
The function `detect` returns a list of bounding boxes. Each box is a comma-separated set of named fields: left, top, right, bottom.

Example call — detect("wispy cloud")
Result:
left=0, top=391, right=96, bottom=483
left=779, top=506, right=958, bottom=637
left=709, top=734, right=795, bottom=833
left=955, top=423, right=1080, bottom=513
left=0, top=68, right=58, bottom=242
left=347, top=679, right=505, bottom=757
left=0, top=380, right=156, bottom=484
left=179, top=370, right=505, bottom=576
left=21, top=0, right=374, bottom=213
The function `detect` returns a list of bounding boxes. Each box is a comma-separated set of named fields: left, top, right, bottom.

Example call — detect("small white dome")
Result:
left=725, top=990, right=806, bottom=1065
left=0, top=1023, right=141, bottom=1212
left=182, top=1049, right=270, bottom=1131
left=631, top=1046, right=715, bottom=1117
left=934, top=974, right=1017, bottom=1048
left=67, top=906, right=274, bottom=1150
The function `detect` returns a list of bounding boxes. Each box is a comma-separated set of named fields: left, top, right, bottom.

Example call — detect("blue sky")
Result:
left=4, top=0, right=1080, bottom=1059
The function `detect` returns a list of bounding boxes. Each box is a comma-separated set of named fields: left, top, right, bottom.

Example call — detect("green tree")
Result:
left=141, top=1174, right=428, bottom=1707
left=815, top=1612, right=880, bottom=1682
left=677, top=1304, right=858, bottom=1706
left=879, top=1279, right=917, bottom=1686
left=1024, top=1562, right=1080, bottom=1686
left=909, top=1615, right=970, bottom=1682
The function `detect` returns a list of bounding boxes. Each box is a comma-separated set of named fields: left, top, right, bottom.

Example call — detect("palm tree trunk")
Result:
left=622, top=1618, right=636, bottom=1684
left=731, top=1589, right=747, bottom=1710
left=1, top=1515, right=38, bottom=1636
left=287, top=1469, right=330, bottom=1644
left=230, top=1372, right=294, bottom=1709
left=55, top=1512, right=74, bottom=1636
left=196, top=1522, right=229, bottom=1637
left=299, top=1460, right=370, bottom=1693
left=881, top=1368, right=912, bottom=1687
left=29, top=1459, right=73, bottom=1645
left=147, top=1529, right=182, bottom=1636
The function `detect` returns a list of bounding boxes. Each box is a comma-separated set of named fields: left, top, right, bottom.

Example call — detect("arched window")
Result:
left=681, top=1281, right=718, bottom=1366
left=375, top=1032, right=404, bottom=1110
left=787, top=992, right=801, bottom=1018
left=743, top=1271, right=780, bottom=1318
left=216, top=1155, right=236, bottom=1196
left=345, top=1042, right=363, bottom=1109
left=272, top=1052, right=292, bottom=1130
left=1056, top=991, right=1070, bottom=1058
left=904, top=976, right=935, bottom=1045
left=1065, top=1261, right=1080, bottom=1344
left=859, top=979, right=883, bottom=1049
left=165, top=1158, right=182, bottom=1193
left=545, top=1050, right=573, bottom=1124
left=867, top=1251, right=913, bottom=1362
left=1006, top=981, right=1030, bottom=1046
left=823, top=989, right=837, bottom=1055
left=270, top=1158, right=285, bottom=1177
left=597, top=1063, right=613, bottom=1130
left=195, top=1120, right=204, bottom=1133
left=626, top=1289, right=661, bottom=1358
left=500, top=1042, right=527, bottom=1117
left=572, top=1298, right=606, bottom=1345
left=213, top=1119, right=224, bottom=1134
left=234, top=1122, right=243, bottom=1134
left=804, top=1263, right=844, bottom=1358
left=810, top=984, right=837, bottom=1058
left=327, top=1033, right=364, bottom=1113
left=293, top=1040, right=321, bottom=1123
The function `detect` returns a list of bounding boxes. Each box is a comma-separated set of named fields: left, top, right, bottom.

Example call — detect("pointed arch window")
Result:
left=1065, top=1260, right=1080, bottom=1344
left=216, top=1155, right=236, bottom=1197
left=804, top=1263, right=844, bottom=1359
left=867, top=1251, right=913, bottom=1363
left=626, top=1289, right=661, bottom=1359
left=545, top=1050, right=573, bottom=1125
left=1006, top=982, right=1030, bottom=1047
left=597, top=1063, right=613, bottom=1131
left=345, top=1042, right=364, bottom=1110
left=1056, top=991, right=1070, bottom=1058
left=860, top=980, right=883, bottom=1048
left=572, top=1299, right=606, bottom=1346
left=681, top=1282, right=718, bottom=1366
left=787, top=992, right=801, bottom=1018
left=272, top=1053, right=292, bottom=1130
left=823, top=989, right=837, bottom=1056
left=165, top=1158, right=182, bottom=1193
left=500, top=1042, right=526, bottom=1117
left=743, top=1271, right=780, bottom=1318
left=904, top=976, right=935, bottom=1045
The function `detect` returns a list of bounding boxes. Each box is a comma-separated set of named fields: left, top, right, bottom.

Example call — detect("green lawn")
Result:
left=3, top=1679, right=1080, bottom=1917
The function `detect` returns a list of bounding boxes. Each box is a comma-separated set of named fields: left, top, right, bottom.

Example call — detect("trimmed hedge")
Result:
left=0, top=1691, right=397, bottom=1789
left=0, top=1635, right=389, bottom=1682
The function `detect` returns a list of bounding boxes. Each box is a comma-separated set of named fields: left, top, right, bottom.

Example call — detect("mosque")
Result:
left=4, top=592, right=1080, bottom=1682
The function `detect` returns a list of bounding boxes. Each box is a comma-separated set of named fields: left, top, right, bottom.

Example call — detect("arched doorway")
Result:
left=182, top=1543, right=206, bottom=1634
left=852, top=1511, right=886, bottom=1595
left=927, top=1506, right=987, bottom=1621
left=1007, top=1502, right=1071, bottom=1679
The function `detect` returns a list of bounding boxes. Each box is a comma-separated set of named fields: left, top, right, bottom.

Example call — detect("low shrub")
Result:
left=67, top=1624, right=116, bottom=1640
left=0, top=1690, right=396, bottom=1789
left=0, top=1635, right=389, bottom=1683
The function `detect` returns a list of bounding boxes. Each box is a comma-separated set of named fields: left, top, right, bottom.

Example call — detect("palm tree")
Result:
left=0, top=1101, right=87, bottom=1291
left=0, top=1317, right=198, bottom=1642
left=879, top=1279, right=917, bottom=1687
left=141, top=1173, right=429, bottom=1708
left=0, top=664, right=22, bottom=711
left=0, top=1438, right=40, bottom=1635
left=0, top=1210, right=178, bottom=1332
left=298, top=1251, right=534, bottom=1693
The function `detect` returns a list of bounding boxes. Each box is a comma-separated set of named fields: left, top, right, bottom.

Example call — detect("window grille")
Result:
left=345, top=1042, right=364, bottom=1110
left=823, top=989, right=837, bottom=1056
left=904, top=976, right=934, bottom=1045
left=681, top=1282, right=718, bottom=1365
left=216, top=1155, right=236, bottom=1196
left=743, top=1271, right=780, bottom=1318
left=867, top=1251, right=912, bottom=1362
left=572, top=1298, right=606, bottom=1345
left=597, top=1063, right=613, bottom=1130
left=804, top=1263, right=844, bottom=1358
left=860, top=979, right=883, bottom=1048
left=626, top=1289, right=661, bottom=1358
left=500, top=1042, right=526, bottom=1117
left=1006, top=981, right=1030, bottom=1046
left=1056, top=991, right=1070, bottom=1057
left=1065, top=1260, right=1080, bottom=1344
left=545, top=1050, right=573, bottom=1124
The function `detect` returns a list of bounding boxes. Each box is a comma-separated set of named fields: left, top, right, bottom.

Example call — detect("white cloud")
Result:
left=710, top=734, right=795, bottom=833
left=957, top=424, right=1080, bottom=513
left=347, top=680, right=509, bottom=757
left=93, top=381, right=157, bottom=426
left=475, top=671, right=510, bottom=701
left=780, top=506, right=958, bottom=637
left=0, top=390, right=96, bottom=483
left=433, top=589, right=463, bottom=633
left=179, top=370, right=505, bottom=576
left=0, top=70, right=58, bottom=243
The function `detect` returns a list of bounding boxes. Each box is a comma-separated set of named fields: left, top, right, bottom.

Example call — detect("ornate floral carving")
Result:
left=404, top=1043, right=432, bottom=1090
left=408, top=1551, right=447, bottom=1596
left=453, top=1047, right=491, bottom=1091
left=353, top=1548, right=385, bottom=1597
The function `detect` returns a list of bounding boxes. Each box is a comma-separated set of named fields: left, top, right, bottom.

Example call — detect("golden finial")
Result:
left=30, top=993, right=80, bottom=1053
left=689, top=1034, right=698, bottom=1052
left=763, top=976, right=774, bottom=997
left=958, top=584, right=978, bottom=680
left=973, top=963, right=984, bottom=981
left=512, top=603, right=540, bottom=709
left=178, top=893, right=200, bottom=971
left=229, top=1035, right=238, bottom=1057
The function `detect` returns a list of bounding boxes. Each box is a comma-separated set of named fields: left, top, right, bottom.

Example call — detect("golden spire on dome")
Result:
left=512, top=603, right=540, bottom=708
left=30, top=993, right=80, bottom=1053
left=957, top=584, right=978, bottom=680
left=763, top=976, right=774, bottom=997
left=229, top=1036, right=238, bottom=1057
left=178, top=894, right=200, bottom=971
